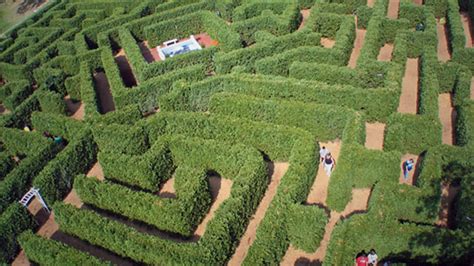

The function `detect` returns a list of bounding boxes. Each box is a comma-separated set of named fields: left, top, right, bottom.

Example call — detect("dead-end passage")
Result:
left=387, top=0, right=400, bottom=19
left=138, top=41, right=161, bottom=63
left=93, top=71, right=115, bottom=114
left=298, top=9, right=311, bottom=31
left=437, top=19, right=451, bottom=62
left=348, top=17, right=367, bottom=68
left=228, top=162, right=289, bottom=266
left=377, top=43, right=394, bottom=61
left=436, top=183, right=460, bottom=228
left=114, top=49, right=138, bottom=88
left=64, top=95, right=84, bottom=121
left=399, top=153, right=423, bottom=185
left=321, top=38, right=336, bottom=48
left=398, top=58, right=419, bottom=114
left=365, top=122, right=386, bottom=150
left=438, top=93, right=457, bottom=145
left=460, top=12, right=474, bottom=48
left=367, top=0, right=375, bottom=8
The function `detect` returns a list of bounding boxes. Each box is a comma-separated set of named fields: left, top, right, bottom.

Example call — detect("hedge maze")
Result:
left=1, top=0, right=474, bottom=265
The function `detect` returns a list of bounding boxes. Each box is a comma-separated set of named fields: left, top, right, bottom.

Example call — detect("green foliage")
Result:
left=286, top=204, right=327, bottom=252
left=1, top=80, right=32, bottom=110
left=36, top=90, right=67, bottom=115
left=92, top=123, right=149, bottom=155
left=0, top=154, right=14, bottom=180
left=0, top=203, right=37, bottom=263
left=18, top=230, right=110, bottom=266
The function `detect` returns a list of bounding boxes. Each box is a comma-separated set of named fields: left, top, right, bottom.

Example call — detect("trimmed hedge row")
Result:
left=0, top=154, right=14, bottom=180
left=118, top=28, right=147, bottom=83
left=31, top=111, right=84, bottom=140
left=18, top=230, right=110, bottom=266
left=92, top=123, right=149, bottom=155
left=1, top=80, right=32, bottom=111
left=286, top=204, right=327, bottom=253
left=0, top=203, right=37, bottom=263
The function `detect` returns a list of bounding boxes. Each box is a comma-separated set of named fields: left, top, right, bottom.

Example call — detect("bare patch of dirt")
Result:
left=387, top=0, right=400, bottom=19
left=138, top=41, right=161, bottom=63
left=63, top=189, right=83, bottom=209
left=436, top=183, right=460, bottom=228
left=0, top=103, right=11, bottom=114
left=193, top=176, right=233, bottom=239
left=367, top=0, right=375, bottom=8
left=281, top=188, right=371, bottom=265
left=114, top=49, right=138, bottom=87
left=87, top=162, right=105, bottom=181
left=93, top=72, right=115, bottom=114
left=412, top=0, right=424, bottom=5
left=195, top=33, right=219, bottom=48
left=399, top=154, right=421, bottom=185
left=64, top=95, right=84, bottom=121
left=365, top=122, right=386, bottom=150
left=228, top=162, right=289, bottom=266
left=398, top=58, right=419, bottom=114
left=377, top=43, right=394, bottom=61
left=298, top=9, right=311, bottom=31
left=438, top=93, right=456, bottom=145
left=306, top=140, right=341, bottom=205
left=471, top=77, right=474, bottom=100
left=348, top=17, right=366, bottom=68
left=460, top=12, right=474, bottom=48
left=320, top=37, right=336, bottom=48
left=158, top=177, right=176, bottom=199
left=12, top=250, right=30, bottom=266
left=437, top=19, right=451, bottom=62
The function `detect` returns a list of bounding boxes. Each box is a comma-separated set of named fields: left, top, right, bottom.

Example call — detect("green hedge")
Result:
left=0, top=154, right=14, bottom=180
left=36, top=90, right=67, bottom=115
left=92, top=123, right=149, bottom=155
left=0, top=203, right=37, bottom=263
left=31, top=112, right=84, bottom=140
left=1, top=80, right=32, bottom=111
left=118, top=28, right=147, bottom=82
left=18, top=230, right=110, bottom=266
left=286, top=204, right=327, bottom=252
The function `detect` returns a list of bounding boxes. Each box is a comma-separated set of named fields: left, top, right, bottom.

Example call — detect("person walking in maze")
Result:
left=319, top=146, right=329, bottom=162
left=403, top=158, right=415, bottom=180
left=368, top=249, right=378, bottom=266
left=324, top=153, right=335, bottom=177
left=355, top=250, right=369, bottom=266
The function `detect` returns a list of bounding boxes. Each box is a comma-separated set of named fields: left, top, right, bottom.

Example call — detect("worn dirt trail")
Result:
left=437, top=19, right=451, bottom=62
left=138, top=41, right=161, bottom=63
left=282, top=140, right=370, bottom=265
left=438, top=93, right=456, bottom=145
left=281, top=189, right=371, bottom=265
left=377, top=43, right=393, bottom=61
left=158, top=177, right=176, bottom=198
left=399, top=154, right=421, bottom=185
left=115, top=49, right=138, bottom=87
left=387, top=0, right=400, bottom=19
left=306, top=141, right=341, bottom=205
left=365, top=122, right=386, bottom=150
left=412, top=0, right=424, bottom=5
left=471, top=77, right=474, bottom=100
left=93, top=72, right=115, bottom=114
left=87, top=162, right=105, bottom=181
left=228, top=162, right=289, bottom=266
left=298, top=9, right=311, bottom=30
left=398, top=58, right=419, bottom=114
left=64, top=95, right=84, bottom=120
left=193, top=177, right=233, bottom=239
left=460, top=12, right=474, bottom=48
left=348, top=17, right=366, bottom=68
left=367, top=0, right=375, bottom=8
left=436, top=183, right=460, bottom=227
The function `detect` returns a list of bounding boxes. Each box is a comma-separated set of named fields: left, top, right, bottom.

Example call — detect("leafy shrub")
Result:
left=286, top=204, right=327, bottom=252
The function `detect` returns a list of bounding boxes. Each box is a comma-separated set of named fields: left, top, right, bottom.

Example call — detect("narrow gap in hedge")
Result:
left=387, top=0, right=400, bottom=19
left=398, top=58, right=419, bottom=114
left=436, top=18, right=451, bottom=62
left=460, top=11, right=474, bottom=48
left=114, top=49, right=138, bottom=88
left=377, top=43, right=394, bottom=62
left=438, top=93, right=457, bottom=146
left=347, top=17, right=367, bottom=68
left=93, top=71, right=115, bottom=114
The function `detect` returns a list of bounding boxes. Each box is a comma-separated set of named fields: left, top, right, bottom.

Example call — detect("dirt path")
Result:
left=306, top=141, right=341, bottom=205
left=436, top=183, right=461, bottom=227
left=320, top=38, right=336, bottom=48
left=93, top=72, right=115, bottom=114
left=138, top=41, right=161, bottom=63
left=193, top=176, right=233, bottom=239
left=367, top=0, right=375, bottom=8
left=387, top=0, right=400, bottom=19
left=377, top=43, right=394, bottom=61
left=281, top=188, right=371, bottom=265
left=399, top=154, right=421, bottom=185
left=365, top=122, right=386, bottom=150
left=195, top=33, right=219, bottom=48
left=64, top=95, right=84, bottom=120
left=86, top=162, right=105, bottom=181
left=437, top=19, right=451, bottom=62
left=460, top=12, right=474, bottom=48
left=158, top=177, right=176, bottom=198
left=114, top=49, right=138, bottom=87
left=471, top=77, right=474, bottom=100
left=398, top=58, right=419, bottom=114
left=348, top=17, right=366, bottom=68
left=412, top=0, right=424, bottom=5
left=228, top=162, right=289, bottom=266
left=438, top=93, right=456, bottom=145
left=298, top=9, right=311, bottom=30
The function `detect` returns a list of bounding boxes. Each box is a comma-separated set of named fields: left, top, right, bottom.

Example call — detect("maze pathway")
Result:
left=399, top=154, right=421, bottom=186
left=348, top=17, right=366, bottom=69
left=387, top=0, right=400, bottom=19
left=228, top=162, right=289, bottom=266
left=460, top=12, right=474, bottom=48
left=471, top=77, right=474, bottom=100
left=438, top=93, right=456, bottom=145
left=298, top=9, right=311, bottom=31
left=114, top=49, right=138, bottom=87
left=64, top=95, right=84, bottom=121
left=436, top=183, right=461, bottom=227
left=437, top=19, right=451, bottom=62
left=93, top=72, right=115, bottom=114
left=365, top=122, right=386, bottom=150
left=398, top=58, right=419, bottom=114
left=377, top=43, right=394, bottom=61
left=138, top=41, right=161, bottom=63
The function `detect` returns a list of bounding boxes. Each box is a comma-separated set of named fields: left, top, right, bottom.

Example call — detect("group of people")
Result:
left=319, top=146, right=335, bottom=176
left=355, top=249, right=378, bottom=266
left=43, top=131, right=64, bottom=145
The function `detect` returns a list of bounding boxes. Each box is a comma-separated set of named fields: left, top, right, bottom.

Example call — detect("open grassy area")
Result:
left=0, top=0, right=43, bottom=35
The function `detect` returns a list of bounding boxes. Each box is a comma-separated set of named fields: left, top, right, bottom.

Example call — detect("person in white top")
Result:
left=319, top=146, right=329, bottom=162
left=323, top=153, right=335, bottom=177
left=368, top=249, right=378, bottom=266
